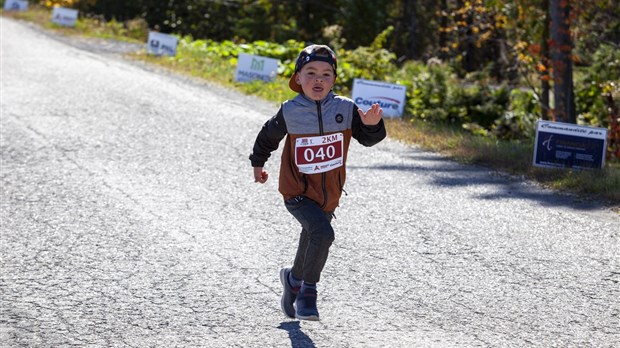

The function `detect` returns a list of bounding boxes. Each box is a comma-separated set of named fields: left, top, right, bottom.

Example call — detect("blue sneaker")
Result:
left=295, top=284, right=319, bottom=321
left=279, top=268, right=299, bottom=318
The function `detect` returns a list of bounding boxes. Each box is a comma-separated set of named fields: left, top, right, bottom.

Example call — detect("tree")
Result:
left=394, top=0, right=418, bottom=59
left=549, top=0, right=576, bottom=123
left=439, top=0, right=514, bottom=79
left=540, top=0, right=551, bottom=120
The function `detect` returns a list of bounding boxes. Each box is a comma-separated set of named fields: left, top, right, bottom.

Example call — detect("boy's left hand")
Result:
left=357, top=103, right=383, bottom=126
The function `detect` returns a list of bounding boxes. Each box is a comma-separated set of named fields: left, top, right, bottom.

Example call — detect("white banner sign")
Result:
left=351, top=78, right=407, bottom=118
left=4, top=0, right=28, bottom=11
left=147, top=32, right=178, bottom=56
left=533, top=120, right=608, bottom=170
left=234, top=53, right=279, bottom=83
left=51, top=7, right=78, bottom=27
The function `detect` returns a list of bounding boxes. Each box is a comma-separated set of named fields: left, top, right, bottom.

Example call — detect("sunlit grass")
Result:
left=385, top=119, right=532, bottom=171
left=1, top=6, right=51, bottom=26
left=2, top=5, right=146, bottom=42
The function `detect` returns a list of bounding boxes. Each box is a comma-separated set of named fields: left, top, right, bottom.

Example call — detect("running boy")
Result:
left=249, top=44, right=386, bottom=321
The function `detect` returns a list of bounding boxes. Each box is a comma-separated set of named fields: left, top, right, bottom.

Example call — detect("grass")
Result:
left=3, top=6, right=619, bottom=209
left=385, top=118, right=534, bottom=171
left=386, top=118, right=620, bottom=206
left=1, top=6, right=146, bottom=43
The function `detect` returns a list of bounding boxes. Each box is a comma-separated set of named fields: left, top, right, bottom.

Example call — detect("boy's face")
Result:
left=295, top=61, right=335, bottom=101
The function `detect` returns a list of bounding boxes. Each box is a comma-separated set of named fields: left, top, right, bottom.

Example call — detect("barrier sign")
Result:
left=147, top=32, right=178, bottom=56
left=51, top=7, right=78, bottom=27
left=234, top=53, right=279, bottom=83
left=4, top=0, right=28, bottom=11
left=351, top=79, right=407, bottom=118
left=533, top=120, right=608, bottom=170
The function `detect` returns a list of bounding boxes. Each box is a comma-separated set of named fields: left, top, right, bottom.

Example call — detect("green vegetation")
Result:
left=2, top=4, right=618, bottom=207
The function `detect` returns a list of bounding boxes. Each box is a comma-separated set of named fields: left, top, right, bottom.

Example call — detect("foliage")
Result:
left=172, top=28, right=398, bottom=96
left=439, top=0, right=514, bottom=80
left=399, top=60, right=513, bottom=133
left=575, top=44, right=620, bottom=128
left=74, top=16, right=148, bottom=42
left=40, top=0, right=94, bottom=8
left=606, top=86, right=620, bottom=161
left=400, top=61, right=451, bottom=123
left=336, top=26, right=398, bottom=91
left=573, top=0, right=620, bottom=61
left=491, top=89, right=539, bottom=140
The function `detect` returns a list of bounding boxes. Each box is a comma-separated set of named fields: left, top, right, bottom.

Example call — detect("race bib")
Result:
left=295, top=133, right=344, bottom=174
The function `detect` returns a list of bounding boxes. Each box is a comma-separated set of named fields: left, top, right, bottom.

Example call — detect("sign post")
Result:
left=3, top=0, right=28, bottom=11
left=234, top=53, right=279, bottom=83
left=351, top=79, right=407, bottom=118
left=147, top=32, right=178, bottom=57
left=533, top=120, right=608, bottom=170
left=51, top=7, right=78, bottom=27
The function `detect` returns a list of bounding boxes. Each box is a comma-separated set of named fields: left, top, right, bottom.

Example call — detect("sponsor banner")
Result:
left=351, top=78, right=407, bottom=118
left=147, top=32, right=178, bottom=56
left=533, top=120, right=608, bottom=170
left=51, top=7, right=78, bottom=27
left=4, top=0, right=28, bottom=11
left=234, top=53, right=279, bottom=83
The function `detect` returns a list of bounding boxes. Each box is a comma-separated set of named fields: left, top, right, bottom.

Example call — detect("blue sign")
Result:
left=533, top=121, right=608, bottom=170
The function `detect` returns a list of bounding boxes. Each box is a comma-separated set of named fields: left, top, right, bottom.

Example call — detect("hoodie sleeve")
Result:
left=351, top=105, right=387, bottom=147
left=249, top=108, right=288, bottom=167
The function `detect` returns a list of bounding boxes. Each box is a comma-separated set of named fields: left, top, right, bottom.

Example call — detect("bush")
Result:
left=335, top=26, right=397, bottom=93
left=336, top=45, right=397, bottom=93
left=492, top=89, right=538, bottom=140
left=401, top=60, right=511, bottom=131
left=575, top=44, right=620, bottom=128
left=449, top=84, right=509, bottom=128
left=399, top=61, right=450, bottom=122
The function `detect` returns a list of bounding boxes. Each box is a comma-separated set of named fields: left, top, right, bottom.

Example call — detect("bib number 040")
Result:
left=295, top=133, right=344, bottom=174
left=303, top=145, right=337, bottom=162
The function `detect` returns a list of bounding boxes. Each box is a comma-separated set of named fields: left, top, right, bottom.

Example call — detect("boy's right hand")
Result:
left=253, top=167, right=269, bottom=184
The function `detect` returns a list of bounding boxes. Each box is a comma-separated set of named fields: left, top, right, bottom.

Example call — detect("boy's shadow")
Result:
left=277, top=321, right=316, bottom=348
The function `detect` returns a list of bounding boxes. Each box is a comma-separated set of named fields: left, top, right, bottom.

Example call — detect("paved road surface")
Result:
left=1, top=17, right=619, bottom=347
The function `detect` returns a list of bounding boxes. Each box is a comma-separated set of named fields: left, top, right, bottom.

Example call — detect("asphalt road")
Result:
left=1, top=17, right=619, bottom=347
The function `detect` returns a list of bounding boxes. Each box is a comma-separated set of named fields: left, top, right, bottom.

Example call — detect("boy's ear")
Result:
left=295, top=72, right=301, bottom=85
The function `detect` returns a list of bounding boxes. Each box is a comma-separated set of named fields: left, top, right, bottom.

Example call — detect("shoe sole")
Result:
left=295, top=313, right=320, bottom=321
left=280, top=268, right=296, bottom=319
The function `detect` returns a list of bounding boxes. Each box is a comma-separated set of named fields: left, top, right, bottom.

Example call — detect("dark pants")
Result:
left=285, top=196, right=334, bottom=284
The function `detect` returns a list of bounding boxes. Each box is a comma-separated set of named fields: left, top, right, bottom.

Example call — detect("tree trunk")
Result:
left=606, top=92, right=620, bottom=161
left=407, top=0, right=417, bottom=59
left=549, top=0, right=576, bottom=123
left=464, top=2, right=476, bottom=72
left=541, top=0, right=551, bottom=120
left=439, top=0, right=448, bottom=58
left=399, top=0, right=417, bottom=59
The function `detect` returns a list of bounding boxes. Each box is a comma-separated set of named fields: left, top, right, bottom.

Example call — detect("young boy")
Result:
left=249, top=44, right=386, bottom=321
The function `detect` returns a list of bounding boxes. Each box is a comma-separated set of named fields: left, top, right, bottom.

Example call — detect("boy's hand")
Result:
left=254, top=167, right=269, bottom=183
left=358, top=103, right=383, bottom=126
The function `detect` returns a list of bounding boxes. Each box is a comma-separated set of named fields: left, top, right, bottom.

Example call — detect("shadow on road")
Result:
left=348, top=152, right=615, bottom=211
left=277, top=321, right=316, bottom=348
